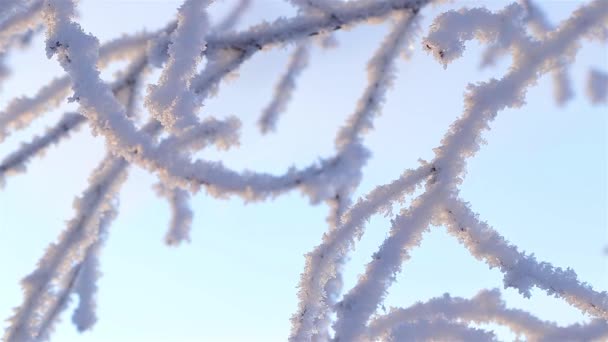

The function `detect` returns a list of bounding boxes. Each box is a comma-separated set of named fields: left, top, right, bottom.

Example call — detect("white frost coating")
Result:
left=71, top=205, right=117, bottom=332
left=204, top=0, right=429, bottom=51
left=285, top=17, right=415, bottom=328
left=520, top=0, right=574, bottom=106
left=158, top=116, right=242, bottom=154
left=423, top=0, right=605, bottom=107
left=155, top=184, right=194, bottom=246
left=5, top=121, right=159, bottom=342
left=0, top=32, right=151, bottom=142
left=332, top=2, right=608, bottom=339
left=34, top=205, right=118, bottom=341
left=192, top=0, right=429, bottom=99
left=190, top=47, right=250, bottom=100
left=0, top=112, right=85, bottom=187
left=258, top=42, right=310, bottom=134
left=333, top=186, right=441, bottom=341
left=520, top=0, right=552, bottom=39
left=153, top=116, right=242, bottom=246
left=0, top=0, right=24, bottom=20
left=292, top=17, right=422, bottom=338
left=293, top=13, right=421, bottom=341
left=421, top=0, right=608, bottom=190
left=3, top=43, right=150, bottom=341
left=368, top=289, right=608, bottom=341
left=147, top=0, right=249, bottom=70
left=441, top=197, right=608, bottom=320
left=386, top=318, right=497, bottom=341
left=287, top=0, right=340, bottom=15
left=36, top=0, right=427, bottom=203
left=0, top=77, right=71, bottom=143
left=422, top=4, right=530, bottom=68
left=587, top=68, right=608, bottom=104
left=179, top=0, right=258, bottom=101
left=290, top=164, right=431, bottom=341
left=41, top=0, right=372, bottom=203
left=0, top=0, right=42, bottom=53
left=3, top=154, right=130, bottom=342
left=335, top=11, right=417, bottom=148
left=552, top=62, right=574, bottom=106
left=4, top=0, right=604, bottom=339
left=97, top=32, right=158, bottom=67
left=0, top=56, right=147, bottom=188
left=146, top=0, right=210, bottom=132
left=213, top=0, right=251, bottom=33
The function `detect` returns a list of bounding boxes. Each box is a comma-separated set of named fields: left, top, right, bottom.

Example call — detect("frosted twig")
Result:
left=3, top=154, right=131, bottom=342
left=333, top=1, right=608, bottom=338
left=213, top=0, right=251, bottom=33
left=0, top=32, right=153, bottom=142
left=155, top=184, right=193, bottom=246
left=0, top=55, right=148, bottom=187
left=441, top=197, right=608, bottom=320
left=258, top=42, right=310, bottom=134
left=335, top=12, right=418, bottom=149
left=587, top=68, right=608, bottom=104
left=0, top=112, right=85, bottom=186
left=204, top=0, right=428, bottom=52
left=368, top=289, right=608, bottom=341
left=0, top=0, right=42, bottom=53
left=145, top=0, right=211, bottom=133
left=290, top=164, right=431, bottom=341
left=386, top=318, right=497, bottom=341
left=34, top=205, right=117, bottom=341
left=3, top=0, right=605, bottom=339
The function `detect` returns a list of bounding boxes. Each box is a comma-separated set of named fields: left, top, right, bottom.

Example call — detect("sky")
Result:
left=0, top=1, right=606, bottom=341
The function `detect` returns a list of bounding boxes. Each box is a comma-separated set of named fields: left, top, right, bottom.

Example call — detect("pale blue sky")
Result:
left=0, top=1, right=606, bottom=341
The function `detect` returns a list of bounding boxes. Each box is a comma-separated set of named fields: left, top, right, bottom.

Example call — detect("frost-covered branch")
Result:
left=145, top=0, right=211, bottom=133
left=0, top=54, right=148, bottom=187
left=291, top=164, right=431, bottom=340
left=368, top=289, right=608, bottom=341
left=331, top=2, right=607, bottom=339
left=387, top=318, right=497, bottom=341
left=0, top=32, right=153, bottom=142
left=0, top=112, right=85, bottom=186
left=441, top=197, right=608, bottom=320
left=335, top=12, right=418, bottom=149
left=154, top=184, right=193, bottom=246
left=204, top=0, right=428, bottom=52
left=0, top=0, right=42, bottom=53
left=2, top=0, right=606, bottom=340
left=3, top=154, right=130, bottom=342
left=587, top=68, right=608, bottom=104
left=34, top=203, right=118, bottom=341
left=258, top=42, right=310, bottom=134
left=213, top=0, right=251, bottom=33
